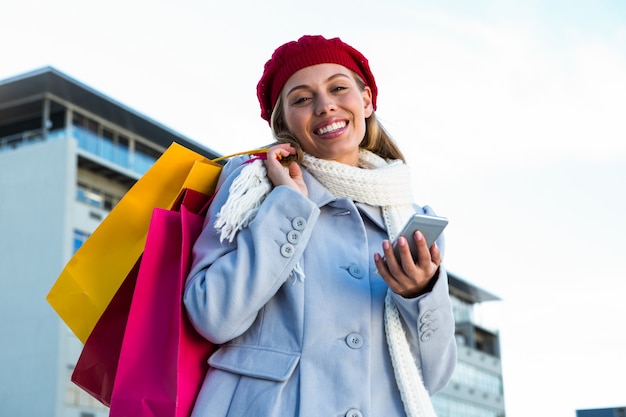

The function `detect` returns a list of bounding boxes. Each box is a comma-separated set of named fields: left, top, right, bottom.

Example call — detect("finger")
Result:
left=264, top=143, right=289, bottom=161
left=396, top=235, right=419, bottom=272
left=288, top=162, right=308, bottom=197
left=374, top=252, right=402, bottom=293
left=430, top=242, right=441, bottom=266
left=413, top=231, right=433, bottom=266
left=267, top=146, right=290, bottom=163
left=381, top=239, right=415, bottom=288
left=288, top=161, right=302, bottom=178
left=373, top=252, right=389, bottom=277
left=276, top=143, right=296, bottom=156
left=276, top=146, right=295, bottom=160
left=263, top=157, right=292, bottom=188
left=382, top=239, right=403, bottom=273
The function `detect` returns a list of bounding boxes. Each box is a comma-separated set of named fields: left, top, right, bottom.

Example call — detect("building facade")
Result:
left=0, top=67, right=218, bottom=417
left=433, top=273, right=506, bottom=417
left=0, top=67, right=505, bottom=417
left=577, top=407, right=626, bottom=417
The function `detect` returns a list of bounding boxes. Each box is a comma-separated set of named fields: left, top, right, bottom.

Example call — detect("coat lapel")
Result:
left=355, top=202, right=386, bottom=231
left=302, top=168, right=387, bottom=232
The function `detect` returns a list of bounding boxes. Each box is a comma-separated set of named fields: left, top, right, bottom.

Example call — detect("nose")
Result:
left=315, top=93, right=336, bottom=116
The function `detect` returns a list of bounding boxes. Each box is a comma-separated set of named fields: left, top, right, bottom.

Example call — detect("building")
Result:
left=433, top=273, right=505, bottom=417
left=577, top=407, right=626, bottom=417
left=0, top=67, right=505, bottom=417
left=0, top=67, right=218, bottom=417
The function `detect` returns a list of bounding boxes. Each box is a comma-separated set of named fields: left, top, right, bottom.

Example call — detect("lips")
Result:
left=314, top=121, right=347, bottom=136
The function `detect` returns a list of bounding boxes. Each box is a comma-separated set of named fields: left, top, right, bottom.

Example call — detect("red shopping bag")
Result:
left=70, top=260, right=140, bottom=406
left=107, top=188, right=217, bottom=417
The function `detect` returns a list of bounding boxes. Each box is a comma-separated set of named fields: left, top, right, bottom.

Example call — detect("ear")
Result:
left=362, top=86, right=373, bottom=118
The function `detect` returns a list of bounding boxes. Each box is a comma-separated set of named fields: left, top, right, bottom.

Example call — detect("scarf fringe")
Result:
left=214, top=160, right=272, bottom=243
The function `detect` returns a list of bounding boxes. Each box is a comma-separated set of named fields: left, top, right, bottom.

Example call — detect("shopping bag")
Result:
left=47, top=143, right=267, bottom=343
left=108, top=188, right=217, bottom=417
left=46, top=142, right=222, bottom=343
left=63, top=146, right=269, bottom=408
left=71, top=186, right=219, bottom=407
left=70, top=260, right=140, bottom=406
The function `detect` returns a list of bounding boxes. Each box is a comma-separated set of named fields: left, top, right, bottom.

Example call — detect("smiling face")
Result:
left=280, top=63, right=373, bottom=166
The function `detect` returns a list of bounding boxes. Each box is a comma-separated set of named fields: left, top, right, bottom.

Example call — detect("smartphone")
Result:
left=392, top=214, right=448, bottom=262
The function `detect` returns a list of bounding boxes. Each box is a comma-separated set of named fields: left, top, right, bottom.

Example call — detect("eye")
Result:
left=332, top=85, right=348, bottom=93
left=292, top=96, right=310, bottom=105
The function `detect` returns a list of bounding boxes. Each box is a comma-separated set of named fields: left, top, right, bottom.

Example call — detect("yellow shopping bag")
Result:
left=46, top=142, right=265, bottom=343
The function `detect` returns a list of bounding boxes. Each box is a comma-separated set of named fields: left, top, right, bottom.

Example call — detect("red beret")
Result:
left=256, top=35, right=378, bottom=124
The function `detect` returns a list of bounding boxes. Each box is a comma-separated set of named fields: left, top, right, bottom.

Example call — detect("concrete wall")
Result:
left=0, top=137, right=76, bottom=416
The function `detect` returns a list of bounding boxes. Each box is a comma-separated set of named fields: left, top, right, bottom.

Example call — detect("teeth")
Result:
left=317, top=121, right=346, bottom=135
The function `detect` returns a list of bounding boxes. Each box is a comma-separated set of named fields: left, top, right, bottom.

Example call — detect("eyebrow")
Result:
left=285, top=73, right=353, bottom=97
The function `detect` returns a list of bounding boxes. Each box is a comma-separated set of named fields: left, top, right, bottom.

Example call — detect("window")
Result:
left=77, top=183, right=103, bottom=208
left=103, top=192, right=116, bottom=211
left=70, top=110, right=162, bottom=175
left=101, top=127, right=115, bottom=160
left=133, top=140, right=160, bottom=174
left=72, top=114, right=100, bottom=154
left=73, top=230, right=90, bottom=253
left=76, top=182, right=121, bottom=211
left=432, top=394, right=502, bottom=417
left=449, top=362, right=503, bottom=396
left=115, top=134, right=130, bottom=167
left=451, top=295, right=473, bottom=323
left=65, top=367, right=108, bottom=411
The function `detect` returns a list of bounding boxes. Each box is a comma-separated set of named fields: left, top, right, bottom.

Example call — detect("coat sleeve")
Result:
left=184, top=158, right=320, bottom=344
left=391, top=266, right=457, bottom=395
left=390, top=204, right=457, bottom=395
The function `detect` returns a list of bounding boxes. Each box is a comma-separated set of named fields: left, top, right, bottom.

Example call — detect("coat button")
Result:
left=345, top=409, right=363, bottom=417
left=420, top=310, right=434, bottom=322
left=280, top=243, right=295, bottom=257
left=287, top=230, right=301, bottom=244
left=292, top=216, right=307, bottom=231
left=347, top=264, right=365, bottom=279
left=420, top=322, right=437, bottom=332
left=346, top=333, right=364, bottom=349
left=420, top=329, right=434, bottom=342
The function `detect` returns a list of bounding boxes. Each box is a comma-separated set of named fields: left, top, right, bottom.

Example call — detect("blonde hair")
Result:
left=269, top=72, right=406, bottom=163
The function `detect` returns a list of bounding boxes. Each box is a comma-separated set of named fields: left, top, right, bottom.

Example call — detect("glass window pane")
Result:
left=73, top=230, right=90, bottom=253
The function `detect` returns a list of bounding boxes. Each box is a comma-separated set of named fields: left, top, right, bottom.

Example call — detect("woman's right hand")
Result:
left=263, top=143, right=308, bottom=197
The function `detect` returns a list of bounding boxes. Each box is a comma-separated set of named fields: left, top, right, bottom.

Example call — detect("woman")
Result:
left=184, top=35, right=456, bottom=417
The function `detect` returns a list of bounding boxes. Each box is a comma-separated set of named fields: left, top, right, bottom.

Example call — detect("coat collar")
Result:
left=302, top=168, right=386, bottom=231
left=356, top=202, right=386, bottom=230
left=301, top=168, right=335, bottom=207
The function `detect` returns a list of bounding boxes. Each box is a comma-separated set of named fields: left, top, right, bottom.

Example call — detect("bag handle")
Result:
left=212, top=148, right=269, bottom=163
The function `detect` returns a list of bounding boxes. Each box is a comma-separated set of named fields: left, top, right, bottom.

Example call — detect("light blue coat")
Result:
left=184, top=156, right=457, bottom=417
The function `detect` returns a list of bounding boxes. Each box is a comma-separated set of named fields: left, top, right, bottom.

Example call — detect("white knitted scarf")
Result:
left=215, top=149, right=438, bottom=417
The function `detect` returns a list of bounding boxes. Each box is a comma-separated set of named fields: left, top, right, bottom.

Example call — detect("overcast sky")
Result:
left=2, top=1, right=625, bottom=416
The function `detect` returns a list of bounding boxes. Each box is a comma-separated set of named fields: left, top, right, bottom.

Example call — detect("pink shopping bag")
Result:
left=108, top=188, right=217, bottom=417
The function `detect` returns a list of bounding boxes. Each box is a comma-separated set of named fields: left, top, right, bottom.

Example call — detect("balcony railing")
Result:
left=71, top=126, right=157, bottom=175
left=0, top=127, right=157, bottom=176
left=0, top=129, right=46, bottom=151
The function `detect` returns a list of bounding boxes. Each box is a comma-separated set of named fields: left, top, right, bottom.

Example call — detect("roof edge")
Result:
left=0, top=66, right=221, bottom=158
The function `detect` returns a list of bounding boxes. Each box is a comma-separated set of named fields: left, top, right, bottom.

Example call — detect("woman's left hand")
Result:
left=374, top=230, right=442, bottom=298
